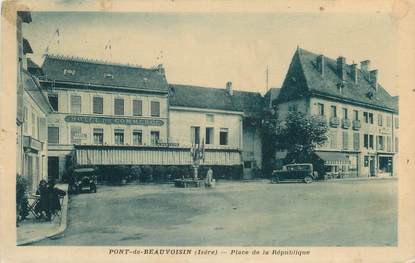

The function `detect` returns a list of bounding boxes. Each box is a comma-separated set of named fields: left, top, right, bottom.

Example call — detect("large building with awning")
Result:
left=32, top=55, right=264, bottom=180
left=274, top=47, right=399, bottom=178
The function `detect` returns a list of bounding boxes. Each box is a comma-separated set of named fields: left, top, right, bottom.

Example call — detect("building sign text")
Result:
left=65, top=115, right=164, bottom=126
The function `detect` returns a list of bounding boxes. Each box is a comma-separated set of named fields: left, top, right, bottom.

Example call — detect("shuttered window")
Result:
left=48, top=127, right=59, bottom=144
left=93, top=128, right=104, bottom=145
left=93, top=97, right=103, bottom=114
left=330, top=131, right=337, bottom=149
left=387, top=136, right=392, bottom=152
left=151, top=101, right=160, bottom=117
left=71, top=95, right=82, bottom=114
left=353, top=132, right=360, bottom=150
left=48, top=94, right=58, bottom=111
left=132, top=100, right=142, bottom=116
left=114, top=98, right=124, bottom=115
left=342, top=131, right=348, bottom=150
left=132, top=130, right=143, bottom=145
left=114, top=129, right=124, bottom=145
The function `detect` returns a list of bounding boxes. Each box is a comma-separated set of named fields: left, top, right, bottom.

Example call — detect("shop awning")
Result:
left=315, top=152, right=351, bottom=165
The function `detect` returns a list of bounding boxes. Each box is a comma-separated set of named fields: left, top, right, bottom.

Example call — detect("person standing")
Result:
left=205, top=168, right=213, bottom=187
left=46, top=179, right=66, bottom=221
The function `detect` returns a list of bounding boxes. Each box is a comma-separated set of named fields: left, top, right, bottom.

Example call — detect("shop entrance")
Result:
left=369, top=156, right=376, bottom=177
left=378, top=156, right=393, bottom=177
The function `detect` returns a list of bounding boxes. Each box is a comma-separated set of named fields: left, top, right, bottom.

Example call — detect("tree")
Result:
left=260, top=103, right=280, bottom=176
left=276, top=111, right=328, bottom=163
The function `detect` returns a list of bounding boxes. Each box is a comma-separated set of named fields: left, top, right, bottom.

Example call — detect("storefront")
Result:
left=315, top=151, right=353, bottom=178
left=377, top=154, right=393, bottom=177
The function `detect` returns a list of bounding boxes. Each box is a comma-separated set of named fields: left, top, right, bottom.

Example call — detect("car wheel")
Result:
left=304, top=176, right=313, bottom=184
left=271, top=177, right=279, bottom=184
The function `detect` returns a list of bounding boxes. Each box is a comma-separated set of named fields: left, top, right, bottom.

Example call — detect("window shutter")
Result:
left=93, top=97, right=103, bottom=114
left=114, top=98, right=124, bottom=115
left=39, top=118, right=47, bottom=141
left=151, top=101, right=160, bottom=117
left=48, top=127, right=59, bottom=144
left=133, top=100, right=142, bottom=116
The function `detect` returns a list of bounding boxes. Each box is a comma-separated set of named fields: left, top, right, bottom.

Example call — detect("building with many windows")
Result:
left=36, top=55, right=264, bottom=180
left=275, top=48, right=398, bottom=178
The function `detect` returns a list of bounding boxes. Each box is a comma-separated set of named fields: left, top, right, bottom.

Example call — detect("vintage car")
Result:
left=271, top=163, right=318, bottom=184
left=69, top=168, right=97, bottom=194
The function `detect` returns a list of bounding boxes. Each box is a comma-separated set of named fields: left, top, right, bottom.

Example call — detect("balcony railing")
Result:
left=329, top=117, right=340, bottom=128
left=342, top=118, right=351, bottom=129
left=23, top=136, right=43, bottom=152
left=352, top=120, right=361, bottom=130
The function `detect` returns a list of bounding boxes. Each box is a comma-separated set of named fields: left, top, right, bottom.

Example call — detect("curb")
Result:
left=17, top=184, right=69, bottom=246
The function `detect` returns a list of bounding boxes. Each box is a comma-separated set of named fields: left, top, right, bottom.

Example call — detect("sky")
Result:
left=23, top=12, right=399, bottom=95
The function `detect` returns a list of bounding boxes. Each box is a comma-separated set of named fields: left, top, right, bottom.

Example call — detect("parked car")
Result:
left=69, top=168, right=97, bottom=193
left=271, top=163, right=318, bottom=184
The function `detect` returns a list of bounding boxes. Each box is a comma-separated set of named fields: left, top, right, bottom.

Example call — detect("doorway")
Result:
left=369, top=157, right=376, bottom=177
left=48, top=156, right=59, bottom=181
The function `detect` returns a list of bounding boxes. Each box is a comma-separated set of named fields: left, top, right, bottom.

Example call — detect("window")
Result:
left=377, top=135, right=384, bottom=150
left=342, top=131, right=349, bottom=150
left=353, top=132, right=360, bottom=150
left=151, top=101, right=160, bottom=117
left=70, top=126, right=82, bottom=144
left=353, top=110, right=359, bottom=121
left=206, top=127, right=214, bottom=144
left=132, top=130, right=143, bottom=145
left=31, top=112, right=36, bottom=138
left=342, top=108, right=348, bottom=119
left=288, top=104, right=298, bottom=112
left=369, top=135, right=374, bottom=149
left=93, top=97, right=103, bottom=114
left=71, top=95, right=82, bottom=114
left=48, top=127, right=59, bottom=144
left=104, top=73, right=114, bottom=79
left=386, top=116, right=392, bottom=127
left=114, top=98, right=124, bottom=115
left=244, top=161, right=252, bottom=169
left=23, top=107, right=28, bottom=133
left=114, top=129, right=124, bottom=145
left=330, top=105, right=337, bottom=118
left=330, top=131, right=337, bottom=149
left=38, top=118, right=47, bottom=142
left=364, top=156, right=369, bottom=167
left=219, top=128, right=229, bottom=145
left=63, top=69, right=75, bottom=76
left=93, top=128, right=103, bottom=145
left=364, top=134, right=369, bottom=149
left=378, top=114, right=383, bottom=126
left=132, top=100, right=142, bottom=116
left=151, top=131, right=160, bottom=145
left=48, top=94, right=59, bottom=111
left=191, top=126, right=200, bottom=145
left=363, top=112, right=373, bottom=124
left=318, top=103, right=325, bottom=116
left=395, top=117, right=399, bottom=129
left=206, top=114, right=214, bottom=123
left=387, top=136, right=392, bottom=152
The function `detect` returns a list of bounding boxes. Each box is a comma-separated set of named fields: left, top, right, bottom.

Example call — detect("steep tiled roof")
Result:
left=27, top=58, right=43, bottom=76
left=277, top=48, right=397, bottom=112
left=41, top=55, right=168, bottom=93
left=23, top=70, right=53, bottom=113
left=169, top=84, right=264, bottom=116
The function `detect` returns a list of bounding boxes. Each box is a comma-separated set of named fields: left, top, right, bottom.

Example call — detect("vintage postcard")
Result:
left=1, top=0, right=414, bottom=262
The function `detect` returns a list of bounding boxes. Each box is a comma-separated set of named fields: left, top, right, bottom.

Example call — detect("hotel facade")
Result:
left=275, top=48, right=399, bottom=178
left=32, top=55, right=263, bottom=180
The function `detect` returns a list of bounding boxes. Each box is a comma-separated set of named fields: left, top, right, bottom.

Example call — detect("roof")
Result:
left=169, top=84, right=264, bottom=117
left=27, top=58, right=43, bottom=76
left=277, top=48, right=397, bottom=112
left=23, top=38, right=33, bottom=54
left=17, top=11, right=32, bottom=23
left=22, top=70, right=53, bottom=113
left=315, top=151, right=351, bottom=165
left=264, top=87, right=281, bottom=107
left=41, top=55, right=169, bottom=93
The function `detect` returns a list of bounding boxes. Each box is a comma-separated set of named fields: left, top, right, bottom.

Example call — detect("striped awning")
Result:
left=315, top=152, right=351, bottom=165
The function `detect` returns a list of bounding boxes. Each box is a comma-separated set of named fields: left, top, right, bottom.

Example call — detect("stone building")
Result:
left=274, top=48, right=398, bottom=178
left=16, top=11, right=53, bottom=192
left=37, top=55, right=264, bottom=180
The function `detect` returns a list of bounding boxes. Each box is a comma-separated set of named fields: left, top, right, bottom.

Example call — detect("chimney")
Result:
left=369, top=69, right=378, bottom=90
left=360, top=60, right=370, bottom=73
left=226, top=81, right=233, bottom=95
left=351, top=63, right=358, bottom=84
left=336, top=56, right=346, bottom=81
left=316, top=55, right=325, bottom=76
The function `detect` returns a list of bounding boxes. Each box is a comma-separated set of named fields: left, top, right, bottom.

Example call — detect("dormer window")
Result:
left=63, top=69, right=75, bottom=76
left=104, top=73, right=114, bottom=79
